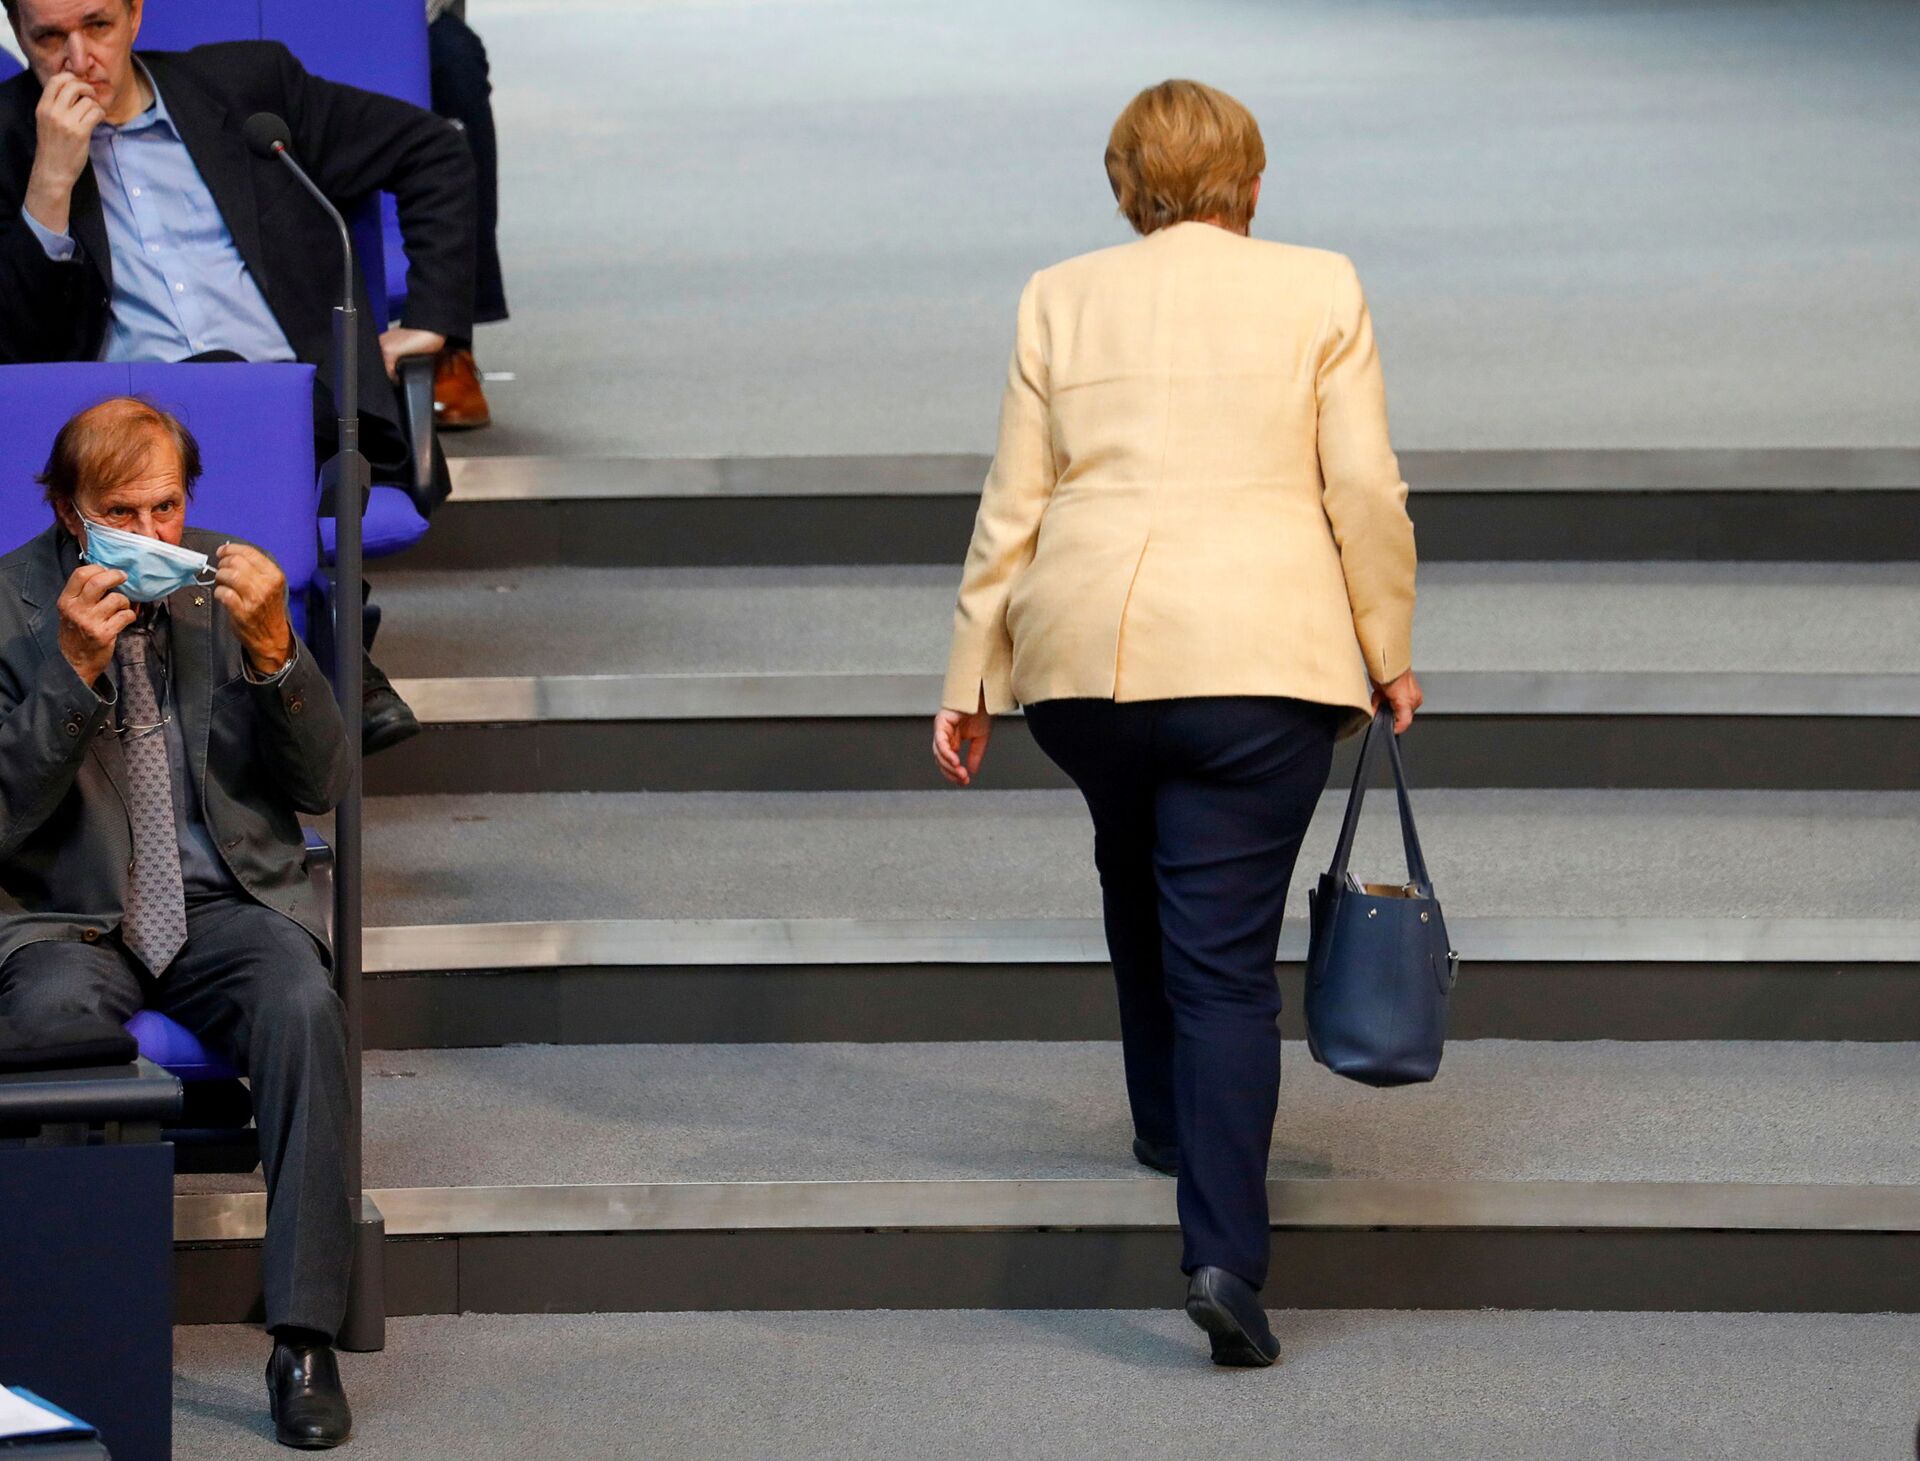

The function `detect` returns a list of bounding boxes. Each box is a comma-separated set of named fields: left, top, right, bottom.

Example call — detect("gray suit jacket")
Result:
left=0, top=524, right=350, bottom=967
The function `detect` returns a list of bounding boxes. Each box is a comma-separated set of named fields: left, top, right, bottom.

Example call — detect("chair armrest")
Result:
left=303, top=829, right=335, bottom=872
left=0, top=1062, right=183, bottom=1126
left=396, top=353, right=440, bottom=515
left=304, top=576, right=338, bottom=681
left=304, top=830, right=337, bottom=951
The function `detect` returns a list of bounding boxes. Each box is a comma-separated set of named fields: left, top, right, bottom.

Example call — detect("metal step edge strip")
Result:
left=359, top=917, right=1920, bottom=974
left=447, top=449, right=1920, bottom=502
left=174, top=1177, right=1920, bottom=1244
left=391, top=671, right=1920, bottom=724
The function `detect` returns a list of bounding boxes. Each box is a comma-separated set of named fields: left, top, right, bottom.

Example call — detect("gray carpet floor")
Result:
left=172, top=1309, right=1920, bottom=1460
left=371, top=562, right=1920, bottom=678
left=445, top=0, right=1920, bottom=455
left=323, top=1039, right=1920, bottom=1189
left=362, top=787, right=1920, bottom=926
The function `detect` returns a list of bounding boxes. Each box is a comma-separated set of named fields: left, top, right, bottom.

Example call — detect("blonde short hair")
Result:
left=1104, top=80, right=1266, bottom=236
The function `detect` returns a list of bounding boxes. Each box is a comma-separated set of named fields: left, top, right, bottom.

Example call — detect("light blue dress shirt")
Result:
left=23, top=63, right=296, bottom=364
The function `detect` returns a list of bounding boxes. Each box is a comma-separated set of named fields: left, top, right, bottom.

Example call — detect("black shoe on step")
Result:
left=266, top=1338, right=352, bottom=1448
left=1132, top=1136, right=1178, bottom=1176
left=1185, top=1265, right=1282, bottom=1368
left=361, top=653, right=420, bottom=755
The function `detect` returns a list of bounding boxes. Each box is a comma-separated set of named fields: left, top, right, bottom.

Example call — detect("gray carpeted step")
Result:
left=359, top=562, right=1919, bottom=796
left=172, top=1308, right=1920, bottom=1461
left=364, top=787, right=1920, bottom=928
left=317, top=1038, right=1915, bottom=1190
left=414, top=452, right=1920, bottom=569
left=370, top=562, right=1920, bottom=679
left=352, top=788, right=1919, bottom=1044
left=173, top=1036, right=1920, bottom=1316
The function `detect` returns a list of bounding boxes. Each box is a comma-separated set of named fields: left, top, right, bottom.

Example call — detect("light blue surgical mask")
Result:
left=79, top=517, right=217, bottom=603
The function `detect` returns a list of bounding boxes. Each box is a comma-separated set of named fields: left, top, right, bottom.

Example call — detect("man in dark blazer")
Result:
left=0, top=397, right=357, bottom=1447
left=0, top=0, right=479, bottom=752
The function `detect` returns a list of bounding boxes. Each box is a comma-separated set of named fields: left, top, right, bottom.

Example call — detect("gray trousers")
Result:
left=0, top=895, right=352, bottom=1336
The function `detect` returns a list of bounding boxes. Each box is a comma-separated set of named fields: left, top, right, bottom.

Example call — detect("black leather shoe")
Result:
left=362, top=683, right=421, bottom=755
left=1185, top=1266, right=1282, bottom=1368
left=1132, top=1136, right=1178, bottom=1176
left=267, top=1339, right=352, bottom=1448
left=361, top=653, right=421, bottom=755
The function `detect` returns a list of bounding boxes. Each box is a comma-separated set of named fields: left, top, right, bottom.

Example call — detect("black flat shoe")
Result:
left=1185, top=1266, right=1281, bottom=1368
left=1132, top=1136, right=1178, bottom=1176
left=267, top=1339, right=353, bottom=1449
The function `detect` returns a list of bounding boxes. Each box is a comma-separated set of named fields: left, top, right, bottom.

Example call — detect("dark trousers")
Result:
left=0, top=896, right=353, bottom=1336
left=431, top=11, right=509, bottom=327
left=313, top=377, right=419, bottom=494
left=313, top=375, right=453, bottom=521
left=1025, top=696, right=1337, bottom=1290
left=184, top=349, right=448, bottom=515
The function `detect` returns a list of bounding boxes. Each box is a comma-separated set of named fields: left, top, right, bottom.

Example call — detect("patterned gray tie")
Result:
left=114, top=626, right=187, bottom=975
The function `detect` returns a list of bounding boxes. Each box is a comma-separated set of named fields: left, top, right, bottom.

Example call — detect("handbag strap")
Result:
left=1326, top=707, right=1389, bottom=878
left=1380, top=709, right=1434, bottom=890
left=1326, top=706, right=1434, bottom=891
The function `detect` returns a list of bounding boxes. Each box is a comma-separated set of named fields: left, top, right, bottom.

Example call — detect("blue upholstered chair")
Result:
left=134, top=1, right=436, bottom=558
left=0, top=49, right=21, bottom=81
left=0, top=362, right=336, bottom=1172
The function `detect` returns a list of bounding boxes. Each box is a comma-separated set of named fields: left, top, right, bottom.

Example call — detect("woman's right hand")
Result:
left=1373, top=668, right=1424, bottom=735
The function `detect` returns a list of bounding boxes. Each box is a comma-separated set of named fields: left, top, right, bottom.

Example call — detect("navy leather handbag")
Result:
left=1305, top=707, right=1459, bottom=1087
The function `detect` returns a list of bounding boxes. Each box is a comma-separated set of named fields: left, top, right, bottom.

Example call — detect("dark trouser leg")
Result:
left=1151, top=697, right=1335, bottom=1290
left=0, top=939, right=144, bottom=1030
left=309, top=389, right=425, bottom=750
left=315, top=378, right=449, bottom=518
left=156, top=897, right=353, bottom=1337
left=430, top=11, right=508, bottom=325
left=1024, top=700, right=1176, bottom=1153
left=187, top=349, right=426, bottom=507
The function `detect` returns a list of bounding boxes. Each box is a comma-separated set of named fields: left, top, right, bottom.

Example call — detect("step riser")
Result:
left=362, top=963, right=1920, bottom=1048
left=366, top=717, right=1920, bottom=794
left=401, top=491, right=1920, bottom=570
left=175, top=1228, right=1920, bottom=1321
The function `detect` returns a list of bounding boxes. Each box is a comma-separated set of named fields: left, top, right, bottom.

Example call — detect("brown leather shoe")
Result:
left=433, top=347, right=492, bottom=430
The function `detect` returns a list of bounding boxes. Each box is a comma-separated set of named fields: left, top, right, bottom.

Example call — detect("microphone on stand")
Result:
left=240, top=108, right=363, bottom=693
left=240, top=107, right=367, bottom=707
left=242, top=112, right=354, bottom=346
left=240, top=111, right=380, bottom=1347
left=241, top=111, right=361, bottom=503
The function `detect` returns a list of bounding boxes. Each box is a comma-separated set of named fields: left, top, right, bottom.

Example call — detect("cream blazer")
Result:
left=942, top=221, right=1416, bottom=738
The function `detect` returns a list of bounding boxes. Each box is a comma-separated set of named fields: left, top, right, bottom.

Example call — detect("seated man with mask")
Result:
left=0, top=398, right=357, bottom=1448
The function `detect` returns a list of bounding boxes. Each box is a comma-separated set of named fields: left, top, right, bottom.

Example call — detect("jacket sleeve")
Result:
left=0, top=122, right=105, bottom=364
left=270, top=43, right=477, bottom=342
left=942, top=273, right=1057, bottom=714
left=1315, top=256, right=1416, bottom=685
left=247, top=637, right=351, bottom=816
left=0, top=641, right=114, bottom=862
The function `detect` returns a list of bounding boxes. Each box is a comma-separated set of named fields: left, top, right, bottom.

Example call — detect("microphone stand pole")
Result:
left=274, top=146, right=383, bottom=1352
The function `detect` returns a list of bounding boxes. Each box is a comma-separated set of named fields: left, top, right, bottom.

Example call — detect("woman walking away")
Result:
left=932, top=79, right=1423, bottom=1368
